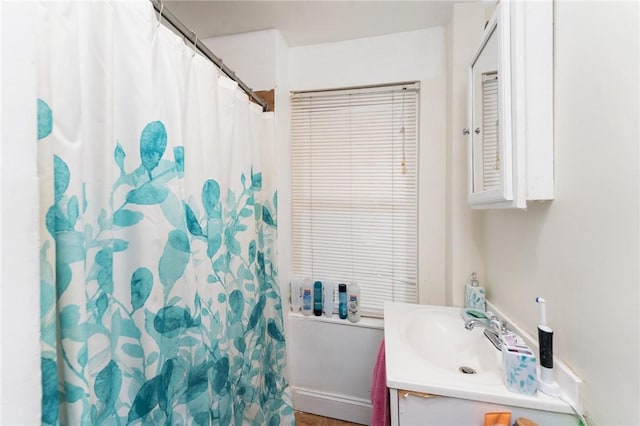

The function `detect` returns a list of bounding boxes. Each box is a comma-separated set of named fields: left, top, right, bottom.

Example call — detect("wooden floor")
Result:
left=294, top=411, right=365, bottom=426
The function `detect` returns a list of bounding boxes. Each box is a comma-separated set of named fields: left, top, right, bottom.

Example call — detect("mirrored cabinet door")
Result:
left=470, top=22, right=503, bottom=197
left=466, top=1, right=553, bottom=210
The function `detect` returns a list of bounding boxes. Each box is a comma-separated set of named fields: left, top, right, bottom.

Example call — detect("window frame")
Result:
left=289, top=82, right=420, bottom=317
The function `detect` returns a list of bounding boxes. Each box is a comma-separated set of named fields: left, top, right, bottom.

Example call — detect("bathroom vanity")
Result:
left=384, top=303, right=578, bottom=426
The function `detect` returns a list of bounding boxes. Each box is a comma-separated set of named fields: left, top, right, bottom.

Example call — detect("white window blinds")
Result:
left=290, top=83, right=419, bottom=316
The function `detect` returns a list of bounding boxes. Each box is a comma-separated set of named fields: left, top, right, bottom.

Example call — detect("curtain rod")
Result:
left=149, top=0, right=268, bottom=112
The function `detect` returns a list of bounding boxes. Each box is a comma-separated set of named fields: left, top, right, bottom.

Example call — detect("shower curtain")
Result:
left=36, top=2, right=293, bottom=425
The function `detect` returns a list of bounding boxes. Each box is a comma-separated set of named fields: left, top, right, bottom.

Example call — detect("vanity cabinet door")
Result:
left=395, top=391, right=577, bottom=426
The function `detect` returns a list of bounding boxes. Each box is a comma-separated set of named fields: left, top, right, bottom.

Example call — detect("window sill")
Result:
left=287, top=311, right=384, bottom=331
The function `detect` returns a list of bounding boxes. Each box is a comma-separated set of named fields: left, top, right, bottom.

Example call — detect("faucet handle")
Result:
left=489, top=318, right=502, bottom=331
left=495, top=319, right=509, bottom=333
left=486, top=313, right=508, bottom=333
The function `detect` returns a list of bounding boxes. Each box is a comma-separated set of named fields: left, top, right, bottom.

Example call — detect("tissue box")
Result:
left=502, top=343, right=538, bottom=396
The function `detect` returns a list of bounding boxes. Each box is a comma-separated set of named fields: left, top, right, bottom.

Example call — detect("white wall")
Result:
left=0, top=2, right=42, bottom=424
left=289, top=28, right=443, bottom=91
left=445, top=3, right=488, bottom=308
left=481, top=2, right=639, bottom=425
left=203, top=30, right=277, bottom=91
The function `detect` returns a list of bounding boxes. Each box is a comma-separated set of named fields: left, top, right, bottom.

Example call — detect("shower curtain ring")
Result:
left=157, top=1, right=164, bottom=28
left=191, top=31, right=198, bottom=57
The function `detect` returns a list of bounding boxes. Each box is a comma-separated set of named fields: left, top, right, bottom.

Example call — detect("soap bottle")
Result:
left=323, top=280, right=335, bottom=318
left=338, top=283, right=348, bottom=319
left=464, top=272, right=486, bottom=311
left=301, top=278, right=313, bottom=316
left=347, top=282, right=361, bottom=323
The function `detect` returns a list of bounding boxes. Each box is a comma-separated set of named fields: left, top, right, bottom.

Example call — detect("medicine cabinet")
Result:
left=466, top=1, right=554, bottom=209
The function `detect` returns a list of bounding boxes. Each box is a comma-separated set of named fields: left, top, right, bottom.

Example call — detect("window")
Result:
left=290, top=83, right=419, bottom=316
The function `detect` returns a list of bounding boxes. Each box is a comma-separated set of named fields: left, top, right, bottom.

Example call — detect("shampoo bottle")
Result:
left=313, top=281, right=323, bottom=316
left=347, top=282, right=361, bottom=323
left=301, top=278, right=313, bottom=316
left=338, top=283, right=348, bottom=319
left=464, top=272, right=486, bottom=311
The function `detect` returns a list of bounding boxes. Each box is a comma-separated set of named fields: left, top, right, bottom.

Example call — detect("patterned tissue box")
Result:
left=502, top=344, right=538, bottom=396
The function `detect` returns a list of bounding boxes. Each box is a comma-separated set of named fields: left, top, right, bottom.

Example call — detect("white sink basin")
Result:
left=384, top=302, right=573, bottom=414
left=399, top=307, right=500, bottom=375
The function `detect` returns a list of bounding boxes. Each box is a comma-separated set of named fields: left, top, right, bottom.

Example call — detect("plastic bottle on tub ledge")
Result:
left=338, top=283, right=348, bottom=319
left=323, top=280, right=335, bottom=318
left=313, top=280, right=323, bottom=316
left=301, top=278, right=313, bottom=316
left=290, top=277, right=303, bottom=312
left=348, top=282, right=361, bottom=323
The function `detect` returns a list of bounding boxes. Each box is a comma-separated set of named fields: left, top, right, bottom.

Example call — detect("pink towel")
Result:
left=370, top=339, right=390, bottom=426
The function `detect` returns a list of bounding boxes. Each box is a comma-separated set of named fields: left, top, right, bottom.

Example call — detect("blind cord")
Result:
left=401, top=87, right=407, bottom=175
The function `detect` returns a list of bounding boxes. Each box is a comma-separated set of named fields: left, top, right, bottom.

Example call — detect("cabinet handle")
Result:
left=474, top=127, right=481, bottom=134
left=462, top=128, right=470, bottom=135
left=399, top=390, right=439, bottom=399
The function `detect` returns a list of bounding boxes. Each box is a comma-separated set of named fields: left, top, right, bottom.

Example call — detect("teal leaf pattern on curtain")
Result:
left=37, top=98, right=53, bottom=140
left=39, top=111, right=292, bottom=424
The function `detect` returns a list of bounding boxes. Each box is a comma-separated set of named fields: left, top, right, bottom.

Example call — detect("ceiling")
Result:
left=164, top=1, right=467, bottom=47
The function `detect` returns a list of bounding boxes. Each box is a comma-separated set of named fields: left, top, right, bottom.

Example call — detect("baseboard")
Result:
left=292, top=386, right=372, bottom=425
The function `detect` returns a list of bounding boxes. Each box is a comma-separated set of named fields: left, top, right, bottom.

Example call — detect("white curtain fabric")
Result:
left=36, top=2, right=292, bottom=424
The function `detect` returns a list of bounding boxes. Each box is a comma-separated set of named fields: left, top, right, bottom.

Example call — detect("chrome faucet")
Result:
left=464, top=314, right=506, bottom=351
left=464, top=317, right=501, bottom=332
